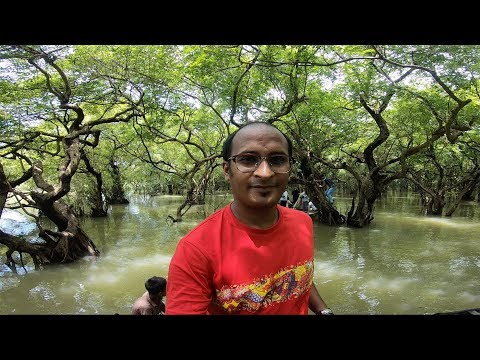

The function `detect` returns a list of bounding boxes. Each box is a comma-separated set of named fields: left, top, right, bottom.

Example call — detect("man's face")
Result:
left=223, top=125, right=290, bottom=210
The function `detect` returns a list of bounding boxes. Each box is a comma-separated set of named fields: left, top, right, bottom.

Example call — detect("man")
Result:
left=319, top=174, right=336, bottom=204
left=279, top=189, right=289, bottom=207
left=292, top=190, right=309, bottom=211
left=324, top=177, right=336, bottom=204
left=132, top=276, right=167, bottom=315
left=166, top=121, right=332, bottom=315
left=291, top=188, right=300, bottom=206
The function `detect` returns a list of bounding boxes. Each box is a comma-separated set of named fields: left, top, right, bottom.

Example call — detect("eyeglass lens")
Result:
left=232, top=154, right=291, bottom=173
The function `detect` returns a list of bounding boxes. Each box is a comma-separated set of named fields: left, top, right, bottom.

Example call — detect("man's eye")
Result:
left=269, top=156, right=287, bottom=165
left=237, top=155, right=258, bottom=164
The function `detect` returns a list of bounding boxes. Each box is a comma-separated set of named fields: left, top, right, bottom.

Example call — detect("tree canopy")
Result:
left=1, top=45, right=479, bottom=270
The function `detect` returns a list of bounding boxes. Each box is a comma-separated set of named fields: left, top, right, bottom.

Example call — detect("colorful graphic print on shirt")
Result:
left=213, top=259, right=314, bottom=313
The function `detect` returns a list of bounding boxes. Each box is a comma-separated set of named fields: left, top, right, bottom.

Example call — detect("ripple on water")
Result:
left=29, top=284, right=56, bottom=301
left=459, top=291, right=480, bottom=303
left=0, top=276, right=20, bottom=291
left=365, top=276, right=419, bottom=291
left=403, top=215, right=478, bottom=229
left=398, top=259, right=417, bottom=273
left=314, top=260, right=358, bottom=281
left=426, top=288, right=446, bottom=297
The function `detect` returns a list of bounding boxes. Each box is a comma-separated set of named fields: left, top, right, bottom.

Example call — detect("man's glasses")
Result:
left=227, top=154, right=292, bottom=174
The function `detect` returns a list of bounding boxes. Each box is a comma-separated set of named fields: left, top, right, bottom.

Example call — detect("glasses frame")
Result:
left=227, top=154, right=293, bottom=174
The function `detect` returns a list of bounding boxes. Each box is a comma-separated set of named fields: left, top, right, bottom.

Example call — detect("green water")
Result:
left=1, top=193, right=479, bottom=315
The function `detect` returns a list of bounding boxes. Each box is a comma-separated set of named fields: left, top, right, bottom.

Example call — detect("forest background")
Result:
left=1, top=45, right=479, bottom=272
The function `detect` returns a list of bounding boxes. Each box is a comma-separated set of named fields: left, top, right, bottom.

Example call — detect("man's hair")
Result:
left=222, top=121, right=293, bottom=161
left=145, top=276, right=167, bottom=295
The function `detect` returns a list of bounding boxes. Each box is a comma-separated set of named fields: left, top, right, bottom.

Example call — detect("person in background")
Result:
left=301, top=191, right=310, bottom=211
left=319, top=174, right=336, bottom=204
left=291, top=188, right=300, bottom=205
left=279, top=189, right=289, bottom=207
left=166, top=121, right=333, bottom=315
left=293, top=190, right=306, bottom=210
left=294, top=191, right=310, bottom=212
left=324, top=177, right=336, bottom=204
left=132, top=276, right=167, bottom=315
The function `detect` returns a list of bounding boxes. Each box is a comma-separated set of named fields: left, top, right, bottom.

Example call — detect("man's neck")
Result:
left=230, top=202, right=279, bottom=229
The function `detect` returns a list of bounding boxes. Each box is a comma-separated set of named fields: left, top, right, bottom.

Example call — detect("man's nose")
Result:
left=253, top=158, right=274, bottom=176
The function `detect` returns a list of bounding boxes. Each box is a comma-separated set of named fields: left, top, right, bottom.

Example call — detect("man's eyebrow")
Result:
left=236, top=150, right=287, bottom=155
left=233, top=151, right=258, bottom=155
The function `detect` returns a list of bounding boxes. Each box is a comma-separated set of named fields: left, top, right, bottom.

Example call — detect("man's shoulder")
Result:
left=180, top=205, right=229, bottom=239
left=280, top=206, right=312, bottom=221
left=132, top=296, right=149, bottom=314
left=132, top=292, right=148, bottom=305
left=197, top=205, right=228, bottom=226
left=173, top=206, right=231, bottom=257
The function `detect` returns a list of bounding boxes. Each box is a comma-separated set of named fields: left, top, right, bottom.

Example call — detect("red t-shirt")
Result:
left=166, top=204, right=314, bottom=315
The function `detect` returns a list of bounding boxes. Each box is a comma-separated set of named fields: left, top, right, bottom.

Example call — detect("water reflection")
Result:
left=1, top=194, right=480, bottom=315
left=0, top=209, right=38, bottom=236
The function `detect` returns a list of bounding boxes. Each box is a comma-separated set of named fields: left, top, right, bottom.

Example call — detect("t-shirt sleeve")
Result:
left=166, top=240, right=214, bottom=314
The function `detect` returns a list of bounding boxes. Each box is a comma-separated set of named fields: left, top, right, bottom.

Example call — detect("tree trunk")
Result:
left=0, top=160, right=99, bottom=269
left=425, top=194, right=445, bottom=216
left=346, top=177, right=378, bottom=227
left=107, top=158, right=129, bottom=204
left=305, top=181, right=345, bottom=226
left=26, top=143, right=100, bottom=265
left=445, top=173, right=480, bottom=216
left=31, top=191, right=100, bottom=263
left=81, top=150, right=107, bottom=217
left=462, top=187, right=475, bottom=201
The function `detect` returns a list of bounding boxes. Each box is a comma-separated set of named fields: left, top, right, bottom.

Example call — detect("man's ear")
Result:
left=222, top=161, right=231, bottom=181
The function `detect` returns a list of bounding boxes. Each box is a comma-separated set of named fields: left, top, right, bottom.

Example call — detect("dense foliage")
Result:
left=1, top=45, right=479, bottom=269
